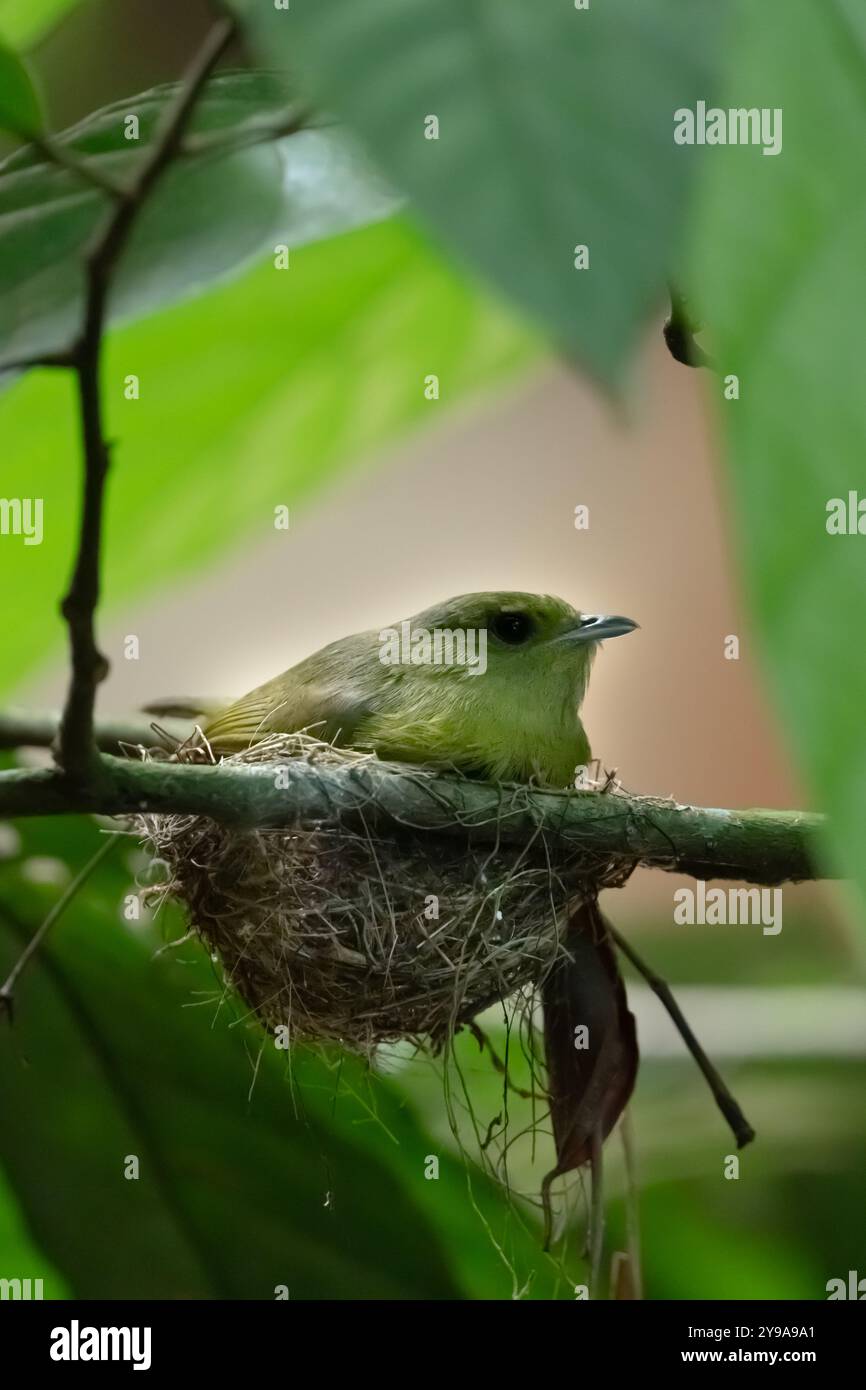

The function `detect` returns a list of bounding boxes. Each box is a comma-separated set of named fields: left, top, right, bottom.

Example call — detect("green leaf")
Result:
left=0, top=72, right=397, bottom=366
left=689, top=0, right=866, bottom=919
left=638, top=1179, right=817, bottom=1299
left=233, top=0, right=728, bottom=385
left=0, top=217, right=535, bottom=700
left=0, top=1162, right=70, bottom=1298
left=0, top=814, right=461, bottom=1298
left=0, top=0, right=84, bottom=50
left=0, top=39, right=42, bottom=135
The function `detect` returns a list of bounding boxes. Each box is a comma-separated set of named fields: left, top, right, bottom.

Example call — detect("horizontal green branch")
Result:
left=0, top=715, right=829, bottom=885
left=0, top=709, right=189, bottom=754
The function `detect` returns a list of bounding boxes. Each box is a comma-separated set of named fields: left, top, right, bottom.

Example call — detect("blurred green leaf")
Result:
left=637, top=1180, right=817, bottom=1299
left=0, top=0, right=84, bottom=49
left=0, top=1162, right=69, bottom=1298
left=234, top=0, right=729, bottom=384
left=289, top=1047, right=576, bottom=1299
left=690, top=0, right=866, bottom=921
left=0, top=39, right=42, bottom=135
left=0, top=72, right=396, bottom=366
left=0, top=814, right=461, bottom=1298
left=0, top=217, right=535, bottom=699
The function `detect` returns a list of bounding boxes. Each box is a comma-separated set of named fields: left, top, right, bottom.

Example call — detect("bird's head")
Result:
left=381, top=591, right=637, bottom=704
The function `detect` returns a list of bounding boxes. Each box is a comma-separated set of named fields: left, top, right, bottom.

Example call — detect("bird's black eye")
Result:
left=490, top=610, right=534, bottom=645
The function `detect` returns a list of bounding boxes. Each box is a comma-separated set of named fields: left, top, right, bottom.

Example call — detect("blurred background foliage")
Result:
left=0, top=0, right=864, bottom=1300
left=0, top=216, right=534, bottom=693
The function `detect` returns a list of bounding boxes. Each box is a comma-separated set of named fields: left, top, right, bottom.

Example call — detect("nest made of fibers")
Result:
left=139, top=732, right=628, bottom=1056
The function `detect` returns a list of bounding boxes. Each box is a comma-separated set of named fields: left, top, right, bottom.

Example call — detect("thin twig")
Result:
left=30, top=134, right=128, bottom=200
left=540, top=1167, right=559, bottom=1252
left=0, top=710, right=186, bottom=753
left=54, top=15, right=237, bottom=782
left=0, top=348, right=79, bottom=372
left=180, top=107, right=315, bottom=159
left=620, top=1108, right=643, bottom=1298
left=0, top=834, right=120, bottom=1021
left=588, top=1124, right=605, bottom=1298
left=609, top=1251, right=633, bottom=1300
left=466, top=1019, right=539, bottom=1100
left=610, top=926, right=756, bottom=1148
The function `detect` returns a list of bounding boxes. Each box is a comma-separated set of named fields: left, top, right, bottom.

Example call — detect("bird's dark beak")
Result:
left=556, top=614, right=639, bottom=643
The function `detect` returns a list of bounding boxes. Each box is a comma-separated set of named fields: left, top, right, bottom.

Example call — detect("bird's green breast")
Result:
left=356, top=670, right=590, bottom=788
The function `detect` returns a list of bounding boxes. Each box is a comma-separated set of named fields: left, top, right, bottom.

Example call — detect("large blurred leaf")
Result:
left=0, top=39, right=42, bottom=135
left=0, top=217, right=535, bottom=698
left=0, top=72, right=396, bottom=366
left=234, top=0, right=729, bottom=384
left=0, top=1162, right=69, bottom=1297
left=0, top=0, right=83, bottom=49
left=0, top=813, right=460, bottom=1298
left=689, top=0, right=866, bottom=916
left=636, top=1178, right=818, bottom=1299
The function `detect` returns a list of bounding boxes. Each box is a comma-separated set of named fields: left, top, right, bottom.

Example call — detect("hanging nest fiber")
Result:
left=138, top=734, right=631, bottom=1056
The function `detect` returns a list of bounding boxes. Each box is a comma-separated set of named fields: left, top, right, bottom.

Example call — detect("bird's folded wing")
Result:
left=202, top=680, right=375, bottom=753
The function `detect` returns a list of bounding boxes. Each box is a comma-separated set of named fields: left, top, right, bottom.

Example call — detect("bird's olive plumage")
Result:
left=200, top=592, right=637, bottom=788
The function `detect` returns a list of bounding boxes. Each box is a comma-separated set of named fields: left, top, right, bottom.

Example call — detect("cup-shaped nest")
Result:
left=140, top=735, right=625, bottom=1055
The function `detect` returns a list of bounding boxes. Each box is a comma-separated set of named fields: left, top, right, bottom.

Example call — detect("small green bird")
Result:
left=186, top=591, right=637, bottom=785
left=147, top=592, right=641, bottom=1203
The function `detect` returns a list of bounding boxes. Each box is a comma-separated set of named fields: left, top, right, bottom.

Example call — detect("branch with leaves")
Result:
left=13, top=16, right=238, bottom=788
